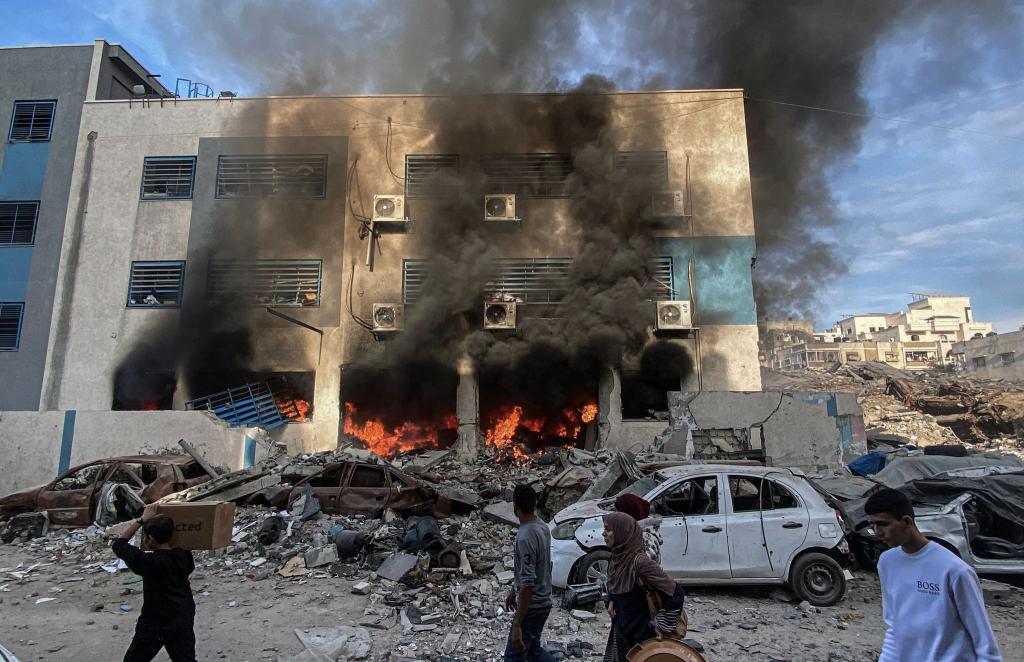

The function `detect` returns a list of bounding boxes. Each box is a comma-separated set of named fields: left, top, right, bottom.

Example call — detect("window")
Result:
left=308, top=466, right=346, bottom=487
left=998, top=353, right=1015, bottom=367
left=845, top=353, right=861, bottom=361
left=910, top=334, right=920, bottom=341
left=482, top=153, right=573, bottom=198
left=729, top=476, right=800, bottom=512
left=0, top=302, right=25, bottom=351
left=0, top=201, right=39, bottom=246
left=885, top=352, right=899, bottom=362
left=215, top=155, right=327, bottom=198
left=127, top=261, right=185, bottom=307
left=973, top=356, right=987, bottom=369
left=403, top=256, right=672, bottom=305
left=8, top=100, right=56, bottom=142
left=349, top=465, right=386, bottom=488
left=141, top=157, right=196, bottom=199
left=615, top=151, right=668, bottom=184
left=823, top=351, right=838, bottom=362
left=405, top=154, right=459, bottom=198
left=207, top=259, right=321, bottom=306
left=653, top=476, right=718, bottom=516
left=53, top=463, right=108, bottom=491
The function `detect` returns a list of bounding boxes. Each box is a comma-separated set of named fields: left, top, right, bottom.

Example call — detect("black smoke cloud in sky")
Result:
left=155, top=1, right=1023, bottom=320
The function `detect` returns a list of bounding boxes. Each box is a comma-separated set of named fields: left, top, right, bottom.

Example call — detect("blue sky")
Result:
left=2, top=1, right=1021, bottom=332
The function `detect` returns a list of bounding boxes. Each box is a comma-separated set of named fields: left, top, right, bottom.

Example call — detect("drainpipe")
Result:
left=41, top=131, right=98, bottom=410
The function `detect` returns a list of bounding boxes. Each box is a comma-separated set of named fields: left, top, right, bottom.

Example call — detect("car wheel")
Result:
left=573, top=549, right=611, bottom=586
left=789, top=552, right=846, bottom=606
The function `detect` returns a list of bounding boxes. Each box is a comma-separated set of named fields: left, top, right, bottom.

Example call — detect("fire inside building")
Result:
left=0, top=43, right=761, bottom=468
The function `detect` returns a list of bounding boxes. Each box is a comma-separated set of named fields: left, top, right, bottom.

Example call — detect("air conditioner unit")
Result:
left=372, top=303, right=404, bottom=332
left=484, top=194, right=517, bottom=221
left=646, top=191, right=687, bottom=219
left=483, top=301, right=517, bottom=330
left=372, top=195, right=406, bottom=223
left=656, top=300, right=693, bottom=330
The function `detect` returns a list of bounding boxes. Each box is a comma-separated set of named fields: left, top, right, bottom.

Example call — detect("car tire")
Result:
left=573, top=549, right=611, bottom=586
left=789, top=552, right=847, bottom=606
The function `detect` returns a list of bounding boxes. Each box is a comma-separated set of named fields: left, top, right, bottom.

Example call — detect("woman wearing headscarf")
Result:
left=614, top=494, right=663, bottom=563
left=601, top=512, right=686, bottom=662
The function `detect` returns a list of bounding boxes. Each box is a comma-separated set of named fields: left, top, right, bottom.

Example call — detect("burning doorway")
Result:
left=477, top=356, right=600, bottom=457
left=339, top=361, right=458, bottom=458
left=186, top=371, right=314, bottom=424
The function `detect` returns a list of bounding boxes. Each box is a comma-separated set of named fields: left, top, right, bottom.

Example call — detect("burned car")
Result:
left=0, top=455, right=212, bottom=527
left=286, top=460, right=437, bottom=518
left=854, top=472, right=1024, bottom=576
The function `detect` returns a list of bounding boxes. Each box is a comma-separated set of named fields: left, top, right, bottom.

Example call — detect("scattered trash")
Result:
left=376, top=553, right=419, bottom=582
left=293, top=625, right=372, bottom=660
left=119, top=603, right=133, bottom=612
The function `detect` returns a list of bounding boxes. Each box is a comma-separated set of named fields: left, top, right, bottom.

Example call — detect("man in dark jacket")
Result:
left=111, top=504, right=197, bottom=662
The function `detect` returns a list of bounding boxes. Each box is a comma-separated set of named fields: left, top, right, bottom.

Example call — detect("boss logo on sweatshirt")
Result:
left=916, top=580, right=941, bottom=595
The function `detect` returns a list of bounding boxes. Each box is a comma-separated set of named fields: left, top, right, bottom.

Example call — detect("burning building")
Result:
left=13, top=64, right=761, bottom=460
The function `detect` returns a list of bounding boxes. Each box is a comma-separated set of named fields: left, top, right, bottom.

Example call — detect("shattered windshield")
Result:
left=615, top=475, right=660, bottom=499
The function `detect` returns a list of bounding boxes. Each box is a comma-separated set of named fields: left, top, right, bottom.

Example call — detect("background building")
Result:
left=951, top=329, right=1024, bottom=381
left=0, top=41, right=168, bottom=410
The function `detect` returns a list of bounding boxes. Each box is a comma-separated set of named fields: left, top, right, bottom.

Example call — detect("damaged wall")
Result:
left=654, top=390, right=866, bottom=472
left=0, top=410, right=263, bottom=494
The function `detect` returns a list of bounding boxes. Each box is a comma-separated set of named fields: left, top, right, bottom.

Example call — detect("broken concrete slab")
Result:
left=404, top=449, right=453, bottom=475
left=196, top=473, right=281, bottom=503
left=570, top=609, right=597, bottom=622
left=482, top=501, right=518, bottom=527
left=351, top=581, right=372, bottom=595
left=375, top=552, right=418, bottom=581
left=304, top=545, right=340, bottom=568
left=495, top=570, right=515, bottom=584
left=278, top=555, right=308, bottom=578
left=293, top=625, right=372, bottom=660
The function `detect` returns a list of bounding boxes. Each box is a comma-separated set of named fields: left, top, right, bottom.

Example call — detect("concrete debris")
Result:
left=481, top=501, right=518, bottom=527
left=293, top=625, right=372, bottom=660
left=278, top=555, right=308, bottom=578
left=303, top=544, right=339, bottom=568
left=375, top=553, right=419, bottom=581
left=351, top=581, right=372, bottom=595
left=570, top=609, right=597, bottom=622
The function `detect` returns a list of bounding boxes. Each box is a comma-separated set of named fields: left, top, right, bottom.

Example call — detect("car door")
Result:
left=651, top=474, right=730, bottom=578
left=758, top=474, right=810, bottom=577
left=338, top=463, right=391, bottom=517
left=37, top=462, right=114, bottom=526
left=302, top=463, right=348, bottom=513
left=726, top=474, right=774, bottom=578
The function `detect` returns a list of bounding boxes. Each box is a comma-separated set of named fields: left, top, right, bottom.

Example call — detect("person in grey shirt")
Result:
left=504, top=484, right=554, bottom=662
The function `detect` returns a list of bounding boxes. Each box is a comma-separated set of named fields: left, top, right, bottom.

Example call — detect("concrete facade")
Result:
left=0, top=42, right=168, bottom=410
left=951, top=329, right=1024, bottom=381
left=33, top=87, right=761, bottom=457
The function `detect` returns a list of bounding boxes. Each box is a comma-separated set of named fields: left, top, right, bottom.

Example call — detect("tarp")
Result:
left=873, top=455, right=1024, bottom=488
left=898, top=472, right=1024, bottom=527
left=848, top=451, right=889, bottom=477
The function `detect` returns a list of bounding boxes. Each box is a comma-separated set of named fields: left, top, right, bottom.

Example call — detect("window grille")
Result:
left=127, top=261, right=185, bottom=308
left=8, top=100, right=56, bottom=142
left=0, top=201, right=39, bottom=246
left=208, top=259, right=321, bottom=306
left=405, top=154, right=459, bottom=198
left=0, top=302, right=24, bottom=350
left=141, top=157, right=196, bottom=199
left=215, top=155, right=327, bottom=198
left=482, top=153, right=573, bottom=198
left=615, top=151, right=668, bottom=183
left=186, top=381, right=288, bottom=430
left=403, top=256, right=674, bottom=305
left=644, top=256, right=674, bottom=301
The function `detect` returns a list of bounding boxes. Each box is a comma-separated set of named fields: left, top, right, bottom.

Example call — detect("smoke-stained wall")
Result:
left=46, top=88, right=759, bottom=453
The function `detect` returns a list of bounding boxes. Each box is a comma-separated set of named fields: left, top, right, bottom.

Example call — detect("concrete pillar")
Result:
left=596, top=367, right=618, bottom=449
left=454, top=356, right=479, bottom=461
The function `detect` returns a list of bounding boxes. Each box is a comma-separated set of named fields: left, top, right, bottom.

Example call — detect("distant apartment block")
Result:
left=951, top=329, right=1024, bottom=381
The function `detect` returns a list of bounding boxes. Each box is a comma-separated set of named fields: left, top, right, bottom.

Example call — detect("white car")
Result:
left=550, top=464, right=852, bottom=606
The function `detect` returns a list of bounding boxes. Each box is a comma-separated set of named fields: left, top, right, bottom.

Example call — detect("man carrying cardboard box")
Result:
left=112, top=504, right=197, bottom=662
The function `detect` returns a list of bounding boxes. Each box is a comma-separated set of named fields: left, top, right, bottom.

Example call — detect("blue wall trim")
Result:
left=653, top=235, right=757, bottom=326
left=0, top=142, right=49, bottom=198
left=0, top=247, right=33, bottom=300
left=58, top=410, right=77, bottom=474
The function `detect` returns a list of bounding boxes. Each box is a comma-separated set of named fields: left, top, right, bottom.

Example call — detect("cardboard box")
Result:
left=145, top=502, right=236, bottom=550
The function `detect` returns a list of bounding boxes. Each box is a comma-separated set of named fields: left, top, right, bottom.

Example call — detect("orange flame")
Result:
left=343, top=403, right=454, bottom=458
left=581, top=403, right=598, bottom=423
left=482, top=402, right=598, bottom=459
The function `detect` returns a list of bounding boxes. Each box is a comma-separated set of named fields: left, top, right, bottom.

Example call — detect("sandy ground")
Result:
left=3, top=544, right=1024, bottom=662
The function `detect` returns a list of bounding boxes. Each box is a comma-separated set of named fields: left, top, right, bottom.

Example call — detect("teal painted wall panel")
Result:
left=0, top=247, right=33, bottom=300
left=0, top=142, right=49, bottom=198
left=653, top=235, right=757, bottom=326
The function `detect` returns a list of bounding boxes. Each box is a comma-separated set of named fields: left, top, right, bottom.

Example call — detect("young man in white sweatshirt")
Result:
left=866, top=488, right=1002, bottom=662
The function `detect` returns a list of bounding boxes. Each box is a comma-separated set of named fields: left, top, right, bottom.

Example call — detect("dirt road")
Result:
left=3, top=543, right=1022, bottom=661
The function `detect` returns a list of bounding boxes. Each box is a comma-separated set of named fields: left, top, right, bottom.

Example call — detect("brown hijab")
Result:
left=603, top=512, right=676, bottom=596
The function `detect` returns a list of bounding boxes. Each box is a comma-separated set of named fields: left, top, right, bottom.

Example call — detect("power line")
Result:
left=744, top=95, right=1024, bottom=142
